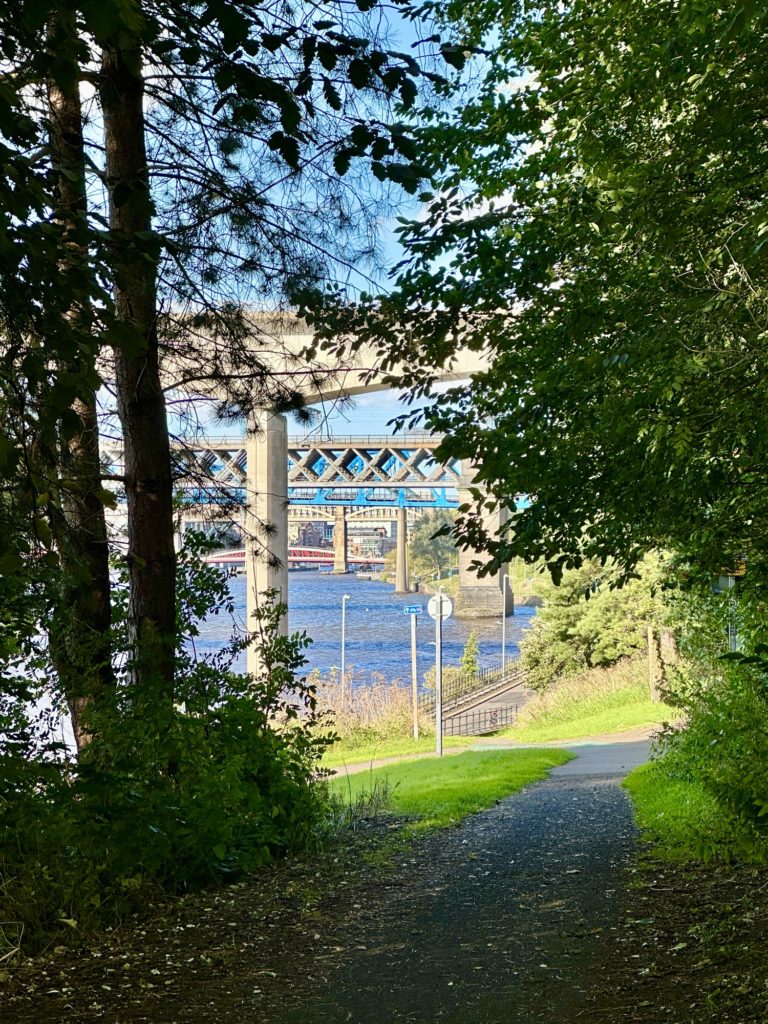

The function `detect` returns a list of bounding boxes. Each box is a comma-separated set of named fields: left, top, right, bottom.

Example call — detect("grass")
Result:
left=329, top=748, right=573, bottom=830
left=498, top=657, right=674, bottom=743
left=503, top=699, right=668, bottom=743
left=322, top=733, right=476, bottom=769
left=623, top=760, right=767, bottom=862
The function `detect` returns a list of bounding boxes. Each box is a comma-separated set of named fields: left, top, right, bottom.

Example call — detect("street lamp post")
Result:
left=501, top=574, right=511, bottom=674
left=435, top=592, right=443, bottom=758
left=341, top=593, right=351, bottom=702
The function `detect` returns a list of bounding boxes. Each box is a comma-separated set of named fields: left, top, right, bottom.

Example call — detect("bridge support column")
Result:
left=454, top=466, right=512, bottom=619
left=245, top=411, right=288, bottom=678
left=395, top=506, right=410, bottom=594
left=333, top=506, right=348, bottom=574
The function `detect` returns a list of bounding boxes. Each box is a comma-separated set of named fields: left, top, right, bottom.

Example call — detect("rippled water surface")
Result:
left=195, top=571, right=535, bottom=688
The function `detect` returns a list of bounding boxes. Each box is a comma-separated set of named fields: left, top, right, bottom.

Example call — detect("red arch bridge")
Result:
left=202, top=546, right=386, bottom=569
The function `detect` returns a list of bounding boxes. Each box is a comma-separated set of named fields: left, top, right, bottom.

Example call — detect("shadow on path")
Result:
left=3, top=741, right=648, bottom=1024
left=276, top=741, right=647, bottom=1024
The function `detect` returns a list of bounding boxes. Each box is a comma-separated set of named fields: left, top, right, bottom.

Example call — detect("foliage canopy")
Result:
left=311, top=0, right=768, bottom=584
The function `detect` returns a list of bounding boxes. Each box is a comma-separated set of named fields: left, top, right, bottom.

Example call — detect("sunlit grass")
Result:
left=506, top=700, right=669, bottom=743
left=322, top=733, right=476, bottom=769
left=329, top=748, right=573, bottom=830
left=499, top=658, right=674, bottom=743
left=624, top=760, right=768, bottom=862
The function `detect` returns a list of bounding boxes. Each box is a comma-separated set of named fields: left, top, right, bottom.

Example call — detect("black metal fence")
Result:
left=442, top=704, right=518, bottom=737
left=419, top=663, right=505, bottom=715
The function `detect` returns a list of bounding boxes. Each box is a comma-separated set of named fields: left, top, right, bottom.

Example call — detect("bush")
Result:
left=0, top=541, right=331, bottom=954
left=660, top=661, right=768, bottom=849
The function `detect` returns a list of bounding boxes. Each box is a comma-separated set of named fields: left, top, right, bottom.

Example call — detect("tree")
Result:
left=409, top=509, right=457, bottom=579
left=313, top=0, right=768, bottom=586
left=2, top=0, right=450, bottom=721
left=519, top=558, right=664, bottom=690
left=460, top=630, right=478, bottom=675
left=46, top=10, right=115, bottom=747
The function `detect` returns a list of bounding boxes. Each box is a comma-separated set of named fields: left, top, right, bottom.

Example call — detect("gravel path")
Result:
left=276, top=740, right=647, bottom=1023
left=4, top=741, right=647, bottom=1024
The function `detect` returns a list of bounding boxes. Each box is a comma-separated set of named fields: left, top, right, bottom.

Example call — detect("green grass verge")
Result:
left=321, top=733, right=476, bottom=769
left=329, top=748, right=573, bottom=830
left=500, top=699, right=670, bottom=744
left=624, top=760, right=767, bottom=862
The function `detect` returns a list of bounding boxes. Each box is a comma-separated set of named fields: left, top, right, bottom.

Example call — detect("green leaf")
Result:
left=440, top=43, right=467, bottom=70
left=322, top=76, right=342, bottom=111
left=0, top=432, right=14, bottom=471
left=317, top=42, right=338, bottom=71
left=348, top=58, right=371, bottom=89
left=101, top=322, right=147, bottom=359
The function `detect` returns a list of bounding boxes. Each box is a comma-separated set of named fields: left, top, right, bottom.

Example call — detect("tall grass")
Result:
left=312, top=670, right=433, bottom=746
left=499, top=657, right=673, bottom=741
left=514, top=657, right=650, bottom=727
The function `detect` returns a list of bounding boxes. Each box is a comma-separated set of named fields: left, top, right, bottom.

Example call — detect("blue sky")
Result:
left=290, top=389, right=414, bottom=436
left=288, top=378, right=465, bottom=438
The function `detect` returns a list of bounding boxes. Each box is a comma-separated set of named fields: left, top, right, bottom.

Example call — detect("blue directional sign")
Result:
left=403, top=604, right=423, bottom=615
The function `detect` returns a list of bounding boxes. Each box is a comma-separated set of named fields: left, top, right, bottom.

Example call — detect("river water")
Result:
left=195, top=571, right=535, bottom=689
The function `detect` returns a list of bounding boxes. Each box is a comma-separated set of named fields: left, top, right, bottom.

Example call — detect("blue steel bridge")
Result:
left=178, top=434, right=460, bottom=511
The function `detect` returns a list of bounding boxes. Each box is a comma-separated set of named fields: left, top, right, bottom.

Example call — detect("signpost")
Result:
left=427, top=594, right=453, bottom=756
left=427, top=594, right=453, bottom=620
left=404, top=604, right=423, bottom=739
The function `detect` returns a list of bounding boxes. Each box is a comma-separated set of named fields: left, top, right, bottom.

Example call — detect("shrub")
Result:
left=660, top=661, right=768, bottom=848
left=0, top=540, right=331, bottom=953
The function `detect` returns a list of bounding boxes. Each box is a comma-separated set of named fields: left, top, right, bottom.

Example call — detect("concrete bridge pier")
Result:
left=454, top=468, right=512, bottom=620
left=333, top=506, right=348, bottom=574
left=395, top=506, right=410, bottom=594
left=245, top=411, right=288, bottom=677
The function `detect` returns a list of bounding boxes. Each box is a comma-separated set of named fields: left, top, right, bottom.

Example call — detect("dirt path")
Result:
left=4, top=741, right=649, bottom=1024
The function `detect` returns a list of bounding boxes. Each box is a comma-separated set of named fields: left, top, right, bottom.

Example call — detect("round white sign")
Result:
left=427, top=594, right=454, bottom=621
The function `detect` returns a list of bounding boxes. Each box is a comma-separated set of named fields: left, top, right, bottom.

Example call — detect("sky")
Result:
left=287, top=379, right=464, bottom=439
left=289, top=389, right=415, bottom=437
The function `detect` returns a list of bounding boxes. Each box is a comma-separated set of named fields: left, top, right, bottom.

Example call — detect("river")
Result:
left=194, top=571, right=535, bottom=689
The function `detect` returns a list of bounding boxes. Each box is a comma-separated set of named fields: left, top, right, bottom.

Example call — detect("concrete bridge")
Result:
left=161, top=313, right=510, bottom=675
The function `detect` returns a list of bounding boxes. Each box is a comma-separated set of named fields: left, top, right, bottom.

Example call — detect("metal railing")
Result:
left=419, top=663, right=503, bottom=715
left=289, top=434, right=445, bottom=448
left=419, top=663, right=526, bottom=716
left=443, top=705, right=519, bottom=737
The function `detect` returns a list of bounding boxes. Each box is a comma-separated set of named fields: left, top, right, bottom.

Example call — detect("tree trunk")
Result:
left=47, top=11, right=113, bottom=750
left=100, top=36, right=176, bottom=695
left=647, top=624, right=663, bottom=703
left=659, top=627, right=679, bottom=671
